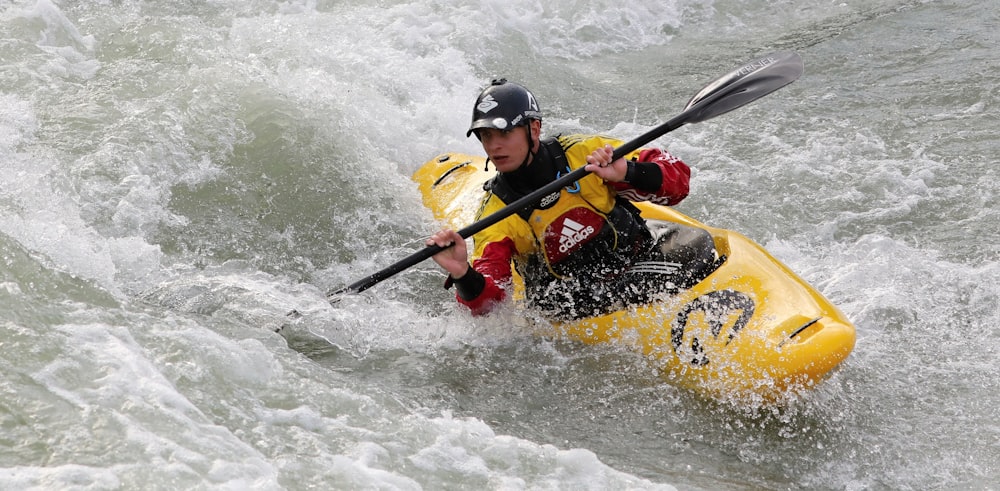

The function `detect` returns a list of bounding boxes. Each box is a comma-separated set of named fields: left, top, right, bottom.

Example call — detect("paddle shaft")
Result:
left=330, top=52, right=803, bottom=299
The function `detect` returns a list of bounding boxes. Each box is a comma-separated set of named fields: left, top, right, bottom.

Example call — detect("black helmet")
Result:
left=467, top=79, right=541, bottom=137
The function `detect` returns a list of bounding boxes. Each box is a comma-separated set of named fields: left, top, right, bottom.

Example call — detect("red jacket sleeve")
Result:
left=610, top=148, right=690, bottom=206
left=454, top=237, right=517, bottom=316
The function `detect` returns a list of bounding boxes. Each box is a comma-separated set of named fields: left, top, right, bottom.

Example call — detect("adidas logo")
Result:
left=558, top=218, right=596, bottom=253
left=539, top=191, right=560, bottom=208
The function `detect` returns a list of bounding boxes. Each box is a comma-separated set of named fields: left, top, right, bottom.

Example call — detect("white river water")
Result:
left=1, top=0, right=997, bottom=489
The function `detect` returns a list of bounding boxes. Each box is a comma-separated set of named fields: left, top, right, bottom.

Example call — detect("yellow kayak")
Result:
left=414, top=153, right=855, bottom=402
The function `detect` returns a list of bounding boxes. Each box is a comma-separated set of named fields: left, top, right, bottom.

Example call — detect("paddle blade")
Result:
left=683, top=51, right=803, bottom=123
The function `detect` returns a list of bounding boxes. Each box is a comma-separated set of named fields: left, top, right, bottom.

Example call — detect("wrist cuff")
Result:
left=627, top=161, right=663, bottom=192
left=445, top=266, right=486, bottom=301
left=624, top=160, right=636, bottom=183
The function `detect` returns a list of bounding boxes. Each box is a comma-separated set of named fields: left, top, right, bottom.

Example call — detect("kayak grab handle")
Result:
left=778, top=317, right=823, bottom=347
left=432, top=155, right=472, bottom=188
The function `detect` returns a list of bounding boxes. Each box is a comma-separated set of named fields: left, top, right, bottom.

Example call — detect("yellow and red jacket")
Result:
left=451, top=134, right=690, bottom=315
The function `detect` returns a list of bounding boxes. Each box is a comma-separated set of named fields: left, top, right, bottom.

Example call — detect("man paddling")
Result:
left=427, top=79, right=717, bottom=319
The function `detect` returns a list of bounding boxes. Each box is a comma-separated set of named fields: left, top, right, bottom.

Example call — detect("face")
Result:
left=476, top=120, right=541, bottom=173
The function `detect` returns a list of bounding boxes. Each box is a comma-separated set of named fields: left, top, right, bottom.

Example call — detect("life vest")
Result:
left=483, top=136, right=652, bottom=282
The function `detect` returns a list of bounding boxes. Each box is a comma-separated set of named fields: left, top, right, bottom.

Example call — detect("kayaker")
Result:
left=427, top=79, right=717, bottom=319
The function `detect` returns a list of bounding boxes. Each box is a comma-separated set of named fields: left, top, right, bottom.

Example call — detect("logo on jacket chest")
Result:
left=538, top=191, right=560, bottom=209
left=559, top=217, right=596, bottom=253
left=542, top=208, right=606, bottom=264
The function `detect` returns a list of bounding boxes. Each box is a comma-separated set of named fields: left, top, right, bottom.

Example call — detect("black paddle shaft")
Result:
left=330, top=51, right=804, bottom=299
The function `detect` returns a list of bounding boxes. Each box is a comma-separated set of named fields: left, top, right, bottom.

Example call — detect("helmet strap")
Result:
left=521, top=122, right=536, bottom=169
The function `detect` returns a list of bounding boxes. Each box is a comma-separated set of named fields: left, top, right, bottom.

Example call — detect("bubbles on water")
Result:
left=0, top=94, right=36, bottom=154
